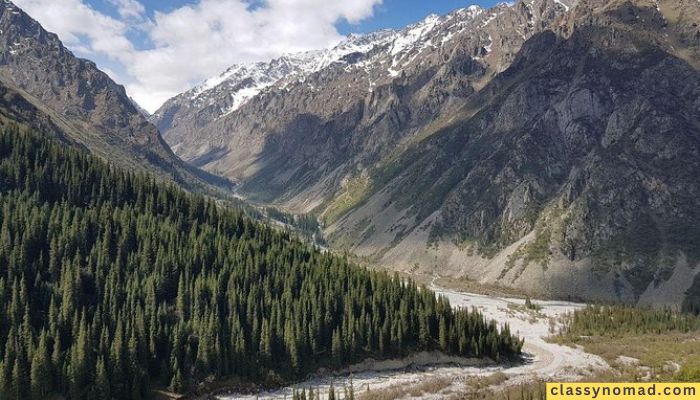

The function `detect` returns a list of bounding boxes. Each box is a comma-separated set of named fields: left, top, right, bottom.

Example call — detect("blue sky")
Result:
left=87, top=0, right=502, bottom=34
left=14, top=0, right=501, bottom=112
left=337, top=0, right=500, bottom=34
left=88, top=0, right=502, bottom=47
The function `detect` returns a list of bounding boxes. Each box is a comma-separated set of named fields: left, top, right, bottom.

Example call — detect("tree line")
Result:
left=0, top=126, right=522, bottom=399
left=559, top=305, right=700, bottom=338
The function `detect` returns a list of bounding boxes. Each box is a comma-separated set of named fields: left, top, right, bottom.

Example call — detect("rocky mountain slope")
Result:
left=152, top=30, right=397, bottom=151
left=153, top=0, right=700, bottom=308
left=156, top=0, right=575, bottom=201
left=0, top=0, right=231, bottom=192
left=152, top=0, right=577, bottom=236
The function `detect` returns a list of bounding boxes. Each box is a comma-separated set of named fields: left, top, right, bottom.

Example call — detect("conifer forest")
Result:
left=0, top=127, right=522, bottom=399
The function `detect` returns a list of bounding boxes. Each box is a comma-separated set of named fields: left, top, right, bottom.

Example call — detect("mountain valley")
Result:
left=152, top=0, right=700, bottom=309
left=0, top=0, right=699, bottom=398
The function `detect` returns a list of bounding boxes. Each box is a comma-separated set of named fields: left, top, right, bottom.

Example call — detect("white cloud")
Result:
left=108, top=0, right=145, bottom=19
left=14, top=0, right=134, bottom=59
left=12, top=0, right=383, bottom=113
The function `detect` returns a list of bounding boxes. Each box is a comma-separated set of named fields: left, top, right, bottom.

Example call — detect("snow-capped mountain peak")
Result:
left=160, top=31, right=402, bottom=121
left=152, top=2, right=506, bottom=130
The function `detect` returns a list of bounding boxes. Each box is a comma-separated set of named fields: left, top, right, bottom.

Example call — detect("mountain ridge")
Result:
left=153, top=0, right=700, bottom=308
left=154, top=0, right=574, bottom=185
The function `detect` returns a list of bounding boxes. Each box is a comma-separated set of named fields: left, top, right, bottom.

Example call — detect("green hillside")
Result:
left=0, top=126, right=522, bottom=399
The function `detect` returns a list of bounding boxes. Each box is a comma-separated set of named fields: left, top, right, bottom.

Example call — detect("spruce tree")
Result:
left=30, top=332, right=51, bottom=399
left=95, top=356, right=111, bottom=400
left=328, top=383, right=336, bottom=400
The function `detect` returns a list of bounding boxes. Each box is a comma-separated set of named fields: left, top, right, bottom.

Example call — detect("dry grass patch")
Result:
left=463, top=371, right=510, bottom=391
left=553, top=333, right=700, bottom=381
left=559, top=333, right=699, bottom=367
left=447, top=380, right=548, bottom=400
left=357, top=377, right=453, bottom=400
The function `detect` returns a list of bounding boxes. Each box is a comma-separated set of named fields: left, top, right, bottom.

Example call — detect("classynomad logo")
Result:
left=546, top=383, right=700, bottom=400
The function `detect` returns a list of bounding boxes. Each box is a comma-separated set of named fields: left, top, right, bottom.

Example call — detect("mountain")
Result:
left=151, top=29, right=397, bottom=154
left=153, top=0, right=700, bottom=308
left=151, top=4, right=493, bottom=172
left=154, top=0, right=569, bottom=196
left=0, top=0, right=230, bottom=192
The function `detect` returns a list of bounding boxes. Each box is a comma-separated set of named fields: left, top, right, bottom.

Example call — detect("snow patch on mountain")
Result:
left=390, top=14, right=440, bottom=57
left=169, top=31, right=400, bottom=119
left=154, top=3, right=489, bottom=122
left=554, top=0, right=570, bottom=11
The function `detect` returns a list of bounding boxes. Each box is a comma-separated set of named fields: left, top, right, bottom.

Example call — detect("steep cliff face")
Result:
left=0, top=0, right=231, bottom=191
left=154, top=0, right=700, bottom=306
left=327, top=0, right=700, bottom=306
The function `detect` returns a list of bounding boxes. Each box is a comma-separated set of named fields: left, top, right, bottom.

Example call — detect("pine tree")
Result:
left=328, top=383, right=336, bottom=400
left=30, top=332, right=51, bottom=399
left=344, top=382, right=355, bottom=400
left=95, top=356, right=111, bottom=400
left=11, top=354, right=29, bottom=400
left=438, top=316, right=448, bottom=351
left=0, top=360, right=8, bottom=400
left=170, top=358, right=184, bottom=393
left=331, top=329, right=343, bottom=366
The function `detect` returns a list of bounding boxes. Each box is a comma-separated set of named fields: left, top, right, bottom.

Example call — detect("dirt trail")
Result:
left=220, top=286, right=609, bottom=399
